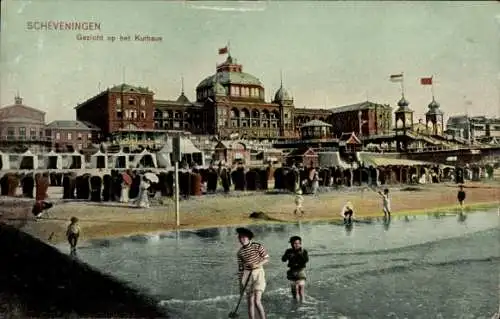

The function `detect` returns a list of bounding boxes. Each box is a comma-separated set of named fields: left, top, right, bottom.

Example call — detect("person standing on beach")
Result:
left=120, top=171, right=132, bottom=203
left=457, top=185, right=466, bottom=212
left=378, top=188, right=391, bottom=218
left=281, top=236, right=309, bottom=303
left=294, top=189, right=304, bottom=216
left=236, top=227, right=269, bottom=319
left=66, top=217, right=80, bottom=255
left=136, top=176, right=151, bottom=208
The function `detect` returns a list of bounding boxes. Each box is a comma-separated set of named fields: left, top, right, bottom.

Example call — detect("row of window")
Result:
left=116, top=97, right=146, bottom=107
left=153, top=111, right=202, bottom=119
left=229, top=86, right=263, bottom=98
left=196, top=86, right=264, bottom=100
left=53, top=132, right=93, bottom=141
left=153, top=121, right=200, bottom=130
left=116, top=110, right=147, bottom=120
left=5, top=127, right=43, bottom=137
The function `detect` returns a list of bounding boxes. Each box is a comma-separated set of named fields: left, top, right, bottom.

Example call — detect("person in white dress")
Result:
left=311, top=171, right=319, bottom=195
left=137, top=176, right=151, bottom=208
left=120, top=172, right=131, bottom=203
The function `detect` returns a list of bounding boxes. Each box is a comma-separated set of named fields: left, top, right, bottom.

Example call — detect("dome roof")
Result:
left=197, top=71, right=262, bottom=89
left=176, top=92, right=190, bottom=104
left=428, top=99, right=440, bottom=109
left=395, top=96, right=413, bottom=112
left=214, top=82, right=226, bottom=96
left=301, top=119, right=332, bottom=128
left=426, top=98, right=443, bottom=115
left=274, top=86, right=292, bottom=102
left=397, top=96, right=409, bottom=107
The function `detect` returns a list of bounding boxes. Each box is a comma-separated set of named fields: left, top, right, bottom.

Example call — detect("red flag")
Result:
left=420, top=77, right=433, bottom=85
left=218, top=47, right=228, bottom=54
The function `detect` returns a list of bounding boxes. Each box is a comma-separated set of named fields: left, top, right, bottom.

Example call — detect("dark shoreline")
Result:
left=0, top=223, right=172, bottom=318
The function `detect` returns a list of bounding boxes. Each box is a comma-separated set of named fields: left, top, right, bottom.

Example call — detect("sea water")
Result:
left=58, top=210, right=500, bottom=319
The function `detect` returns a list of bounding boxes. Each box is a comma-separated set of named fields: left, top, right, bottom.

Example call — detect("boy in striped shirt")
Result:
left=236, top=227, right=269, bottom=319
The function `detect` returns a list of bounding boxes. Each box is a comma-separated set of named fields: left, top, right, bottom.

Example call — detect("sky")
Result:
left=1, top=1, right=499, bottom=123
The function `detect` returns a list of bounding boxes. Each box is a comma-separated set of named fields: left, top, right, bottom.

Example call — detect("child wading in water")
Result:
left=66, top=217, right=80, bottom=255
left=294, top=189, right=304, bottom=216
left=281, top=236, right=309, bottom=303
left=340, top=201, right=355, bottom=224
left=457, top=185, right=466, bottom=212
left=378, top=188, right=391, bottom=218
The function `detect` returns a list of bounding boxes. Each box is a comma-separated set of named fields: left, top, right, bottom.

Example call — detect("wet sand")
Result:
left=11, top=183, right=500, bottom=245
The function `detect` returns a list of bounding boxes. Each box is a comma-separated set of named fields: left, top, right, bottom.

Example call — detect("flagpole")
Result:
left=431, top=75, right=435, bottom=99
left=227, top=40, right=231, bottom=55
left=401, top=72, right=405, bottom=97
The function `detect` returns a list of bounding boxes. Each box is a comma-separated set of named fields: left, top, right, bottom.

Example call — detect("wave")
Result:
left=158, top=287, right=326, bottom=307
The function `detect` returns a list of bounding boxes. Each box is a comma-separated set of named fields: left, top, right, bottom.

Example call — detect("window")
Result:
left=141, top=110, right=146, bottom=119
left=67, top=132, right=72, bottom=140
left=141, top=98, right=146, bottom=106
left=88, top=133, right=92, bottom=139
left=56, top=132, right=61, bottom=140
left=30, top=128, right=37, bottom=139
left=7, top=127, right=14, bottom=136
left=128, top=98, right=136, bottom=106
left=116, top=97, right=121, bottom=106
left=77, top=132, right=82, bottom=139
left=77, top=144, right=82, bottom=150
left=116, top=110, right=123, bottom=119
left=173, top=122, right=180, bottom=128
left=19, top=127, right=26, bottom=136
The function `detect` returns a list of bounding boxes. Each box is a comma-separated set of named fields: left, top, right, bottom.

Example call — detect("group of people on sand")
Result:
left=120, top=173, right=154, bottom=209
left=294, top=186, right=392, bottom=223
left=235, top=227, right=309, bottom=319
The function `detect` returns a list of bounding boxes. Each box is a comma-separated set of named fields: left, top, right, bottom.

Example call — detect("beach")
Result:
left=14, top=182, right=498, bottom=245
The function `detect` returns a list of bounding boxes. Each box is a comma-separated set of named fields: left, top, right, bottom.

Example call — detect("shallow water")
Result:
left=58, top=211, right=500, bottom=319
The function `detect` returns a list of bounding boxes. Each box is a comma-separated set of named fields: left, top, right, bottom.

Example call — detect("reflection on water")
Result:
left=61, top=211, right=500, bottom=319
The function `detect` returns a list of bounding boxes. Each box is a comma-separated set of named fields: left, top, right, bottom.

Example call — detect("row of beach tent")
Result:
left=0, top=138, right=205, bottom=171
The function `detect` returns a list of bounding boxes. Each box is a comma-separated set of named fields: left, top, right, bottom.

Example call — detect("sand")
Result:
left=10, top=182, right=497, bottom=246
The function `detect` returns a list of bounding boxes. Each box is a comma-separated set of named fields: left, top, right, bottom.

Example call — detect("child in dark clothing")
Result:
left=66, top=217, right=81, bottom=255
left=457, top=185, right=466, bottom=211
left=281, top=236, right=309, bottom=303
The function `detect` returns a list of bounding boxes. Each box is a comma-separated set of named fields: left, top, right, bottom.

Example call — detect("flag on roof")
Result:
left=389, top=73, right=404, bottom=82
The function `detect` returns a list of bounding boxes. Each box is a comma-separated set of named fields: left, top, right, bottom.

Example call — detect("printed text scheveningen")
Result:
left=26, top=21, right=101, bottom=31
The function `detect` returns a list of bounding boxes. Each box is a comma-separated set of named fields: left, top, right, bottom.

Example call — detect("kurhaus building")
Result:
left=154, top=54, right=320, bottom=140
left=74, top=52, right=393, bottom=142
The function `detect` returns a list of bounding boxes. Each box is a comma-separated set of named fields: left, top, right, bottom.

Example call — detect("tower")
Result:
left=273, top=71, right=294, bottom=137
left=425, top=98, right=444, bottom=135
left=393, top=95, right=414, bottom=151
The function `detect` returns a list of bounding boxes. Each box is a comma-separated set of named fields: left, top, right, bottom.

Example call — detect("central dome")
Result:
left=196, top=71, right=263, bottom=89
left=195, top=55, right=265, bottom=102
